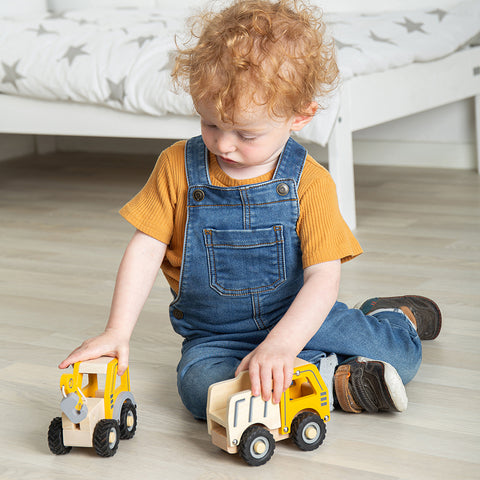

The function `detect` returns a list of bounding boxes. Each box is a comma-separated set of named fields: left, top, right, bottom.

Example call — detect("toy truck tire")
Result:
left=291, top=412, right=326, bottom=452
left=239, top=425, right=276, bottom=467
left=119, top=399, right=137, bottom=440
left=47, top=417, right=72, bottom=455
left=93, top=419, right=120, bottom=457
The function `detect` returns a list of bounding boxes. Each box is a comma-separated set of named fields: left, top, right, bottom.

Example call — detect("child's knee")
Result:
left=177, top=364, right=210, bottom=420
left=176, top=357, right=240, bottom=420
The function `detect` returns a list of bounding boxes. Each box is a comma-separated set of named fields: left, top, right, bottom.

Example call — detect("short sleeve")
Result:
left=298, top=157, right=363, bottom=268
left=119, top=143, right=185, bottom=245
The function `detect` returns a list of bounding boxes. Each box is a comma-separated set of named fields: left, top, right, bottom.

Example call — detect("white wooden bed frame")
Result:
left=1, top=0, right=479, bottom=229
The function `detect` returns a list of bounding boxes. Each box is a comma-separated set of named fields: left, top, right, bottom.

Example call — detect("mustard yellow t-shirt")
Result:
left=120, top=140, right=362, bottom=293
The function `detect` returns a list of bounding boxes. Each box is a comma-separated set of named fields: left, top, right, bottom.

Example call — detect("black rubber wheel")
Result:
left=47, top=417, right=72, bottom=455
left=119, top=400, right=137, bottom=440
left=291, top=412, right=326, bottom=451
left=93, top=419, right=120, bottom=457
left=239, top=425, right=275, bottom=466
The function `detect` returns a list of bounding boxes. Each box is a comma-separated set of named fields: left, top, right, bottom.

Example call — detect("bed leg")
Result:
left=474, top=95, right=480, bottom=175
left=328, top=101, right=356, bottom=230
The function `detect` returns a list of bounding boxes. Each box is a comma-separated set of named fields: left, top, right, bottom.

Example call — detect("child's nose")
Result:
left=216, top=132, right=236, bottom=153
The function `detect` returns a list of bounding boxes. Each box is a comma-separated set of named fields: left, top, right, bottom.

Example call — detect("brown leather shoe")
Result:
left=334, top=357, right=408, bottom=413
left=357, top=295, right=442, bottom=340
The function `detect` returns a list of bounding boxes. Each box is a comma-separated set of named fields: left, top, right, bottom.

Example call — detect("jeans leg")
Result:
left=177, top=356, right=240, bottom=420
left=304, top=302, right=422, bottom=384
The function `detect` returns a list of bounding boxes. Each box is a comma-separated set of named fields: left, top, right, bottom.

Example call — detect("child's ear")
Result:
left=290, top=102, right=318, bottom=131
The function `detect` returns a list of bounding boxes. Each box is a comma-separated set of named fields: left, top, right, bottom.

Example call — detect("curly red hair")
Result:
left=172, top=0, right=338, bottom=123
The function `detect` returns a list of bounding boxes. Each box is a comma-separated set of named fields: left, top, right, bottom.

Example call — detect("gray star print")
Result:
left=130, top=35, right=155, bottom=48
left=27, top=24, right=58, bottom=36
left=427, top=9, right=448, bottom=22
left=60, top=44, right=89, bottom=66
left=335, top=39, right=362, bottom=51
left=107, top=78, right=126, bottom=104
left=1, top=60, right=25, bottom=89
left=395, top=17, right=428, bottom=34
left=369, top=31, right=396, bottom=45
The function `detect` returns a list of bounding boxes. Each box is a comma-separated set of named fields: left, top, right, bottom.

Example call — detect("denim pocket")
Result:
left=203, top=226, right=286, bottom=296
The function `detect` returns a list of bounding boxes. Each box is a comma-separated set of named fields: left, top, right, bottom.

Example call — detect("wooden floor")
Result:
left=0, top=149, right=479, bottom=480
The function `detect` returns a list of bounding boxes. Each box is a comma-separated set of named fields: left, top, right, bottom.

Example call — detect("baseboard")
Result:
left=352, top=139, right=477, bottom=170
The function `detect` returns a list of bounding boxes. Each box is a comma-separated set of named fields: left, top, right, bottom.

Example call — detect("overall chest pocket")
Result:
left=203, top=226, right=286, bottom=296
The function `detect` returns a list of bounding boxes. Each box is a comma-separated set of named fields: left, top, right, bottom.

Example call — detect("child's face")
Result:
left=197, top=100, right=310, bottom=179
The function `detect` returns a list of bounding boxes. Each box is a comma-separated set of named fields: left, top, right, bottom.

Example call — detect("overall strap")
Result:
left=185, top=135, right=211, bottom=187
left=273, top=137, right=307, bottom=185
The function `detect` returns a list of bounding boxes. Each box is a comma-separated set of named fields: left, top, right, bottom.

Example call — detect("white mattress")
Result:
left=1, top=1, right=479, bottom=145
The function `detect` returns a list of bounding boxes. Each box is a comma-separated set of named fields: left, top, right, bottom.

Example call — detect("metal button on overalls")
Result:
left=276, top=183, right=289, bottom=196
left=193, top=189, right=205, bottom=201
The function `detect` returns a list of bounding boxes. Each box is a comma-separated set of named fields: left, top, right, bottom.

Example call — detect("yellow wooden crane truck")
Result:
left=48, top=357, right=137, bottom=457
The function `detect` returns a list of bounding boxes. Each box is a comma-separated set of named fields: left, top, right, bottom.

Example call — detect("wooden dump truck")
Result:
left=206, top=360, right=331, bottom=466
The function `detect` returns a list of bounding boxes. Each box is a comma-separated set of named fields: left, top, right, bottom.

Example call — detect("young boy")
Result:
left=60, top=0, right=442, bottom=419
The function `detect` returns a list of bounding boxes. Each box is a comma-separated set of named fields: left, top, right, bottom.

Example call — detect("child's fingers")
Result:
left=283, top=364, right=293, bottom=393
left=116, top=345, right=130, bottom=376
left=271, top=366, right=284, bottom=404
left=260, top=365, right=273, bottom=402
left=248, top=362, right=261, bottom=398
left=58, top=336, right=115, bottom=369
left=58, top=345, right=88, bottom=369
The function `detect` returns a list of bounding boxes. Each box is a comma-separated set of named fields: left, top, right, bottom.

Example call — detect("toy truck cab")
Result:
left=206, top=359, right=330, bottom=466
left=48, top=357, right=137, bottom=457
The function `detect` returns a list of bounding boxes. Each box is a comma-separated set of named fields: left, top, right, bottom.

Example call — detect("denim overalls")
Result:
left=170, top=135, right=422, bottom=419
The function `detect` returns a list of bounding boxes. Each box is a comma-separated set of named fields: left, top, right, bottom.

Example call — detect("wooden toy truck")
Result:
left=48, top=357, right=137, bottom=457
left=206, top=360, right=331, bottom=466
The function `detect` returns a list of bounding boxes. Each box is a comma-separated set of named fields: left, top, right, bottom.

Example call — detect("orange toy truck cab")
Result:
left=206, top=359, right=330, bottom=466
left=48, top=357, right=137, bottom=457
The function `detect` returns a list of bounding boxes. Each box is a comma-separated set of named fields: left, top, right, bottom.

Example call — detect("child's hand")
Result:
left=58, top=328, right=130, bottom=375
left=235, top=342, right=295, bottom=405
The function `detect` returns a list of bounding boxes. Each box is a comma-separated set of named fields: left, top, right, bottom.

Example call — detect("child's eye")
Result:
left=201, top=120, right=217, bottom=130
left=238, top=133, right=257, bottom=143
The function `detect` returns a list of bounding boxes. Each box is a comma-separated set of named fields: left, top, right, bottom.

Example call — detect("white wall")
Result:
left=355, top=100, right=475, bottom=144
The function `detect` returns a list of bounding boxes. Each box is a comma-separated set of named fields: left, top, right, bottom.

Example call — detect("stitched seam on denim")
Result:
left=255, top=294, right=266, bottom=330
left=189, top=198, right=295, bottom=208
left=275, top=227, right=285, bottom=283
left=204, top=241, right=282, bottom=248
left=208, top=264, right=284, bottom=293
left=239, top=188, right=249, bottom=230
left=251, top=294, right=262, bottom=330
left=205, top=242, right=286, bottom=294
left=204, top=225, right=286, bottom=293
left=172, top=205, right=192, bottom=307
left=244, top=188, right=252, bottom=230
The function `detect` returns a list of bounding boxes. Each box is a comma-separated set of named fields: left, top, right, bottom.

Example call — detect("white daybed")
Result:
left=1, top=0, right=479, bottom=229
